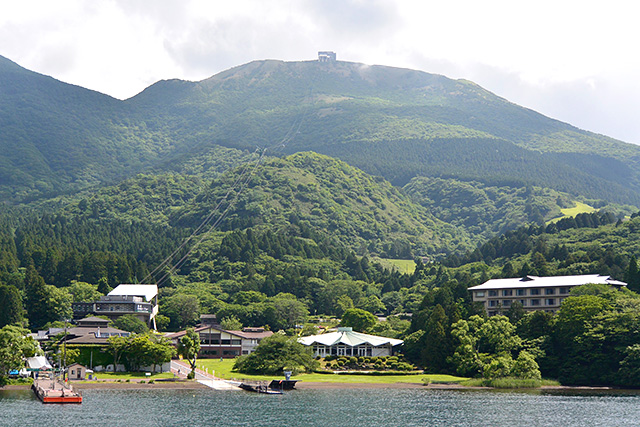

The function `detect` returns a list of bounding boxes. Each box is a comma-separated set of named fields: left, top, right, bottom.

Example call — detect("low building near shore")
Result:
left=168, top=324, right=273, bottom=358
left=298, top=327, right=403, bottom=357
left=469, top=274, right=627, bottom=316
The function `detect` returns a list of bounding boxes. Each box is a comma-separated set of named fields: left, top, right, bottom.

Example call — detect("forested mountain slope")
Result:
left=2, top=55, right=640, bottom=206
left=0, top=55, right=174, bottom=202
left=128, top=59, right=640, bottom=204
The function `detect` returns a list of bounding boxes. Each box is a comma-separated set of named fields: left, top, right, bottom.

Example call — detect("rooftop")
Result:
left=298, top=327, right=403, bottom=348
left=108, top=284, right=158, bottom=302
left=468, top=274, right=627, bottom=291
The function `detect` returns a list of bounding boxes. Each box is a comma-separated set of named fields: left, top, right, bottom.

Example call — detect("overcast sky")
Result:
left=1, top=0, right=639, bottom=145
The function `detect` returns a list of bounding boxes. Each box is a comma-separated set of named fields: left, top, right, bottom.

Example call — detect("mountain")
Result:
left=126, top=60, right=640, bottom=204
left=0, top=55, right=174, bottom=202
left=2, top=55, right=640, bottom=206
left=51, top=152, right=468, bottom=258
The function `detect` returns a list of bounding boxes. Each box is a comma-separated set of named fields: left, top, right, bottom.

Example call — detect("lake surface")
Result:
left=1, top=387, right=639, bottom=426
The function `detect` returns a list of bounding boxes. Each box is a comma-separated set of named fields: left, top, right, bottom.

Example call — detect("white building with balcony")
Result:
left=72, top=284, right=159, bottom=328
left=469, top=274, right=627, bottom=316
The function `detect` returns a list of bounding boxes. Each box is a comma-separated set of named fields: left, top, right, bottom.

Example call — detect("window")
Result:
left=489, top=300, right=497, bottom=307
left=559, top=287, right=569, bottom=294
left=545, top=288, right=555, bottom=295
left=519, top=300, right=527, bottom=306
left=530, top=289, right=540, bottom=295
left=516, top=289, right=527, bottom=296
left=530, top=299, right=540, bottom=306
left=546, top=298, right=555, bottom=306
left=502, top=290, right=512, bottom=297
left=502, top=300, right=512, bottom=307
left=475, top=291, right=485, bottom=298
left=488, top=290, right=498, bottom=297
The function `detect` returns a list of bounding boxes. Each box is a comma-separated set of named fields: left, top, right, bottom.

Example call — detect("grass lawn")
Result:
left=374, top=258, right=416, bottom=275
left=547, top=201, right=596, bottom=224
left=197, top=358, right=467, bottom=384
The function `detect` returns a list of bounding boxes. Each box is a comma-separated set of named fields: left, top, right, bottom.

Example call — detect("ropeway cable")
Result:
left=152, top=147, right=268, bottom=286
left=140, top=147, right=262, bottom=284
left=145, top=88, right=314, bottom=286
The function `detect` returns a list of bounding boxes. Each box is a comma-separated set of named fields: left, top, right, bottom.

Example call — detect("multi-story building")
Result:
left=72, top=284, right=159, bottom=328
left=169, top=324, right=273, bottom=358
left=469, top=274, right=627, bottom=316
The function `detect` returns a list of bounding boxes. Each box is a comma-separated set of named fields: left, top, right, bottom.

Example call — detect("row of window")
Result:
left=488, top=298, right=564, bottom=307
left=312, top=345, right=374, bottom=357
left=201, top=349, right=240, bottom=356
left=477, top=287, right=570, bottom=298
left=200, top=339, right=242, bottom=345
left=488, top=309, right=557, bottom=316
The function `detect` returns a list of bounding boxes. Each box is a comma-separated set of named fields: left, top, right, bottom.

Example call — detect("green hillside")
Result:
left=127, top=60, right=640, bottom=204
left=2, top=55, right=640, bottom=206
left=171, top=152, right=468, bottom=258
left=0, top=55, right=171, bottom=202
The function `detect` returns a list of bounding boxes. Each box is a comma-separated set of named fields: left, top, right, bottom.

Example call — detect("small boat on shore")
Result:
left=239, top=383, right=283, bottom=395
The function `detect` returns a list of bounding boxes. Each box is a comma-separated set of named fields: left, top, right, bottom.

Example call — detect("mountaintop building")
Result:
left=469, top=274, right=627, bottom=316
left=318, top=51, right=336, bottom=62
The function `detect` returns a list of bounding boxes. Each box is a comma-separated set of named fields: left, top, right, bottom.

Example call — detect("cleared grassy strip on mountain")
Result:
left=547, top=202, right=596, bottom=224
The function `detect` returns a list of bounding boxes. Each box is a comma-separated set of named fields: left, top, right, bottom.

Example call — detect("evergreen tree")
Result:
left=0, top=284, right=24, bottom=327
left=421, top=304, right=452, bottom=373
left=626, top=256, right=640, bottom=293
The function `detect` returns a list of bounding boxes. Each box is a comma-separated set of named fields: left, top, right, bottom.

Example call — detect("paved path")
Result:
left=171, top=360, right=240, bottom=390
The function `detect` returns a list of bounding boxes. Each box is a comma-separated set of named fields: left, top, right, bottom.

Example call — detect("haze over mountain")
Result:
left=1, top=54, right=640, bottom=206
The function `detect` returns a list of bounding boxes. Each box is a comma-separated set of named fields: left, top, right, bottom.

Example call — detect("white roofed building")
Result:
left=298, top=327, right=403, bottom=358
left=468, top=274, right=627, bottom=316
left=72, top=284, right=159, bottom=329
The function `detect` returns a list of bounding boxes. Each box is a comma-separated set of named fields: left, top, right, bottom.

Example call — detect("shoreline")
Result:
left=2, top=380, right=617, bottom=392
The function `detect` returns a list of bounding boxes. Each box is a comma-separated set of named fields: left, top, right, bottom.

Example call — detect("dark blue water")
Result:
left=1, top=387, right=639, bottom=426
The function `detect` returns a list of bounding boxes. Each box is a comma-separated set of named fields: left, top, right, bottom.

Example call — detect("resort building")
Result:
left=169, top=324, right=273, bottom=358
left=469, top=274, right=628, bottom=316
left=33, top=316, right=130, bottom=346
left=298, top=327, right=403, bottom=357
left=72, top=284, right=159, bottom=328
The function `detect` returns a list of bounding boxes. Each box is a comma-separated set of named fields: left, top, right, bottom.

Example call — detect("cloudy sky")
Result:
left=1, top=0, right=639, bottom=145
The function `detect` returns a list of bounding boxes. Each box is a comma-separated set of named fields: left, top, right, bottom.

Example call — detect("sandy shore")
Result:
left=73, top=380, right=209, bottom=390
left=295, top=381, right=424, bottom=390
left=1, top=380, right=209, bottom=391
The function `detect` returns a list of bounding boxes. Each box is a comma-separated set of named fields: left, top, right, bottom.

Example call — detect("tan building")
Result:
left=169, top=325, right=273, bottom=358
left=469, top=274, right=627, bottom=316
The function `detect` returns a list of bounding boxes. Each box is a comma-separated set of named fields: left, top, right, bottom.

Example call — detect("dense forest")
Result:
left=3, top=55, right=640, bottom=386
left=1, top=149, right=640, bottom=385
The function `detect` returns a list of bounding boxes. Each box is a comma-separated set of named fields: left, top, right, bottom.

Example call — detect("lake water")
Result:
left=1, top=387, right=639, bottom=426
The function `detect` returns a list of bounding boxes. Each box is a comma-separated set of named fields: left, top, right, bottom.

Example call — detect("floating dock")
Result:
left=32, top=376, right=82, bottom=404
